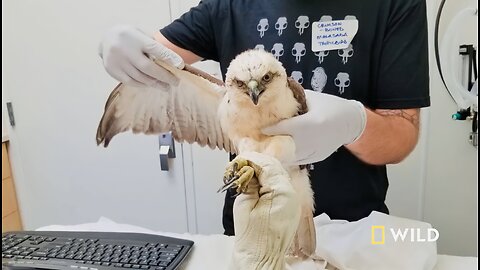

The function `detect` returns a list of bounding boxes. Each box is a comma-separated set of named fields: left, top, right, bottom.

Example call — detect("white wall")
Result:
left=422, top=0, right=478, bottom=257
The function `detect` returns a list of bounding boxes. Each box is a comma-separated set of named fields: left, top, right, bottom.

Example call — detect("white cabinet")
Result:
left=3, top=0, right=192, bottom=233
left=3, top=0, right=229, bottom=235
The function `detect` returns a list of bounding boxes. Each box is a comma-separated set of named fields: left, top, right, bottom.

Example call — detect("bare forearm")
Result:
left=346, top=108, right=420, bottom=165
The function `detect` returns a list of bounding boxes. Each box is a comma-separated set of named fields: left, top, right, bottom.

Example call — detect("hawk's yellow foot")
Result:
left=218, top=157, right=255, bottom=195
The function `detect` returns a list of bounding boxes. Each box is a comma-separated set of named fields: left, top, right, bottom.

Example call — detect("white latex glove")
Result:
left=230, top=152, right=301, bottom=270
left=99, top=25, right=184, bottom=88
left=263, top=90, right=367, bottom=165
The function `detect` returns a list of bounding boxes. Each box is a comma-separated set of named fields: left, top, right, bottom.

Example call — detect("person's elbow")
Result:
left=380, top=131, right=420, bottom=165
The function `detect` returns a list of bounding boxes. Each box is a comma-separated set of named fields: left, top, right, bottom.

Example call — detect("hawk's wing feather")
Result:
left=287, top=77, right=308, bottom=116
left=96, top=62, right=236, bottom=153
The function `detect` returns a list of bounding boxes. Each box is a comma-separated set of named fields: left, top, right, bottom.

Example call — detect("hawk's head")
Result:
left=225, top=50, right=288, bottom=106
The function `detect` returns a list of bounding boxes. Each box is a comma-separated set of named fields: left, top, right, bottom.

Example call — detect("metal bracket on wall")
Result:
left=159, top=132, right=176, bottom=171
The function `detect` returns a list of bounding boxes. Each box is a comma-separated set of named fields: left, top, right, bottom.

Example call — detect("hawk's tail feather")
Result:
left=287, top=167, right=317, bottom=259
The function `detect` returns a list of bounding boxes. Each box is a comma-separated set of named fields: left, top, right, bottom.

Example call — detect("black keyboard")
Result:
left=1, top=231, right=193, bottom=270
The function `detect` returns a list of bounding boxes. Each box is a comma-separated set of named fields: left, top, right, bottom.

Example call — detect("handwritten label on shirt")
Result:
left=311, top=19, right=358, bottom=52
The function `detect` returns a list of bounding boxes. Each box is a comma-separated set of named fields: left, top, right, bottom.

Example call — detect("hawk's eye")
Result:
left=235, top=80, right=245, bottom=88
left=262, top=73, right=272, bottom=82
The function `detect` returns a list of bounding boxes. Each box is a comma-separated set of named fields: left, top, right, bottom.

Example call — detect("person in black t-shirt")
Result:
left=99, top=0, right=430, bottom=236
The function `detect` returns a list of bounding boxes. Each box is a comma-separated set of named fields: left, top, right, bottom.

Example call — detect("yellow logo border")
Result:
left=371, top=225, right=385, bottom=245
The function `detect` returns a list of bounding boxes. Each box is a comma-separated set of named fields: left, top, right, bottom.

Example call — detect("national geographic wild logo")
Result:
left=371, top=226, right=439, bottom=245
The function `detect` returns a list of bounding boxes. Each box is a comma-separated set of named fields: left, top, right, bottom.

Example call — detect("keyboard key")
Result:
left=124, top=264, right=132, bottom=268
left=162, top=247, right=181, bottom=253
left=157, top=261, right=168, bottom=267
left=101, top=255, right=112, bottom=262
left=113, top=263, right=123, bottom=268
left=132, top=265, right=141, bottom=269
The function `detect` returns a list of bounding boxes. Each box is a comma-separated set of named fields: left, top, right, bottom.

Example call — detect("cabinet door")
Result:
left=3, top=0, right=190, bottom=233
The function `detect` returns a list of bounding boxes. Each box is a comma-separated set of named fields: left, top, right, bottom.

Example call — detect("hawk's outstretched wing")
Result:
left=96, top=61, right=236, bottom=153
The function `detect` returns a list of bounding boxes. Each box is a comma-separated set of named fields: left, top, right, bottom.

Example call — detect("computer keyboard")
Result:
left=2, top=231, right=193, bottom=270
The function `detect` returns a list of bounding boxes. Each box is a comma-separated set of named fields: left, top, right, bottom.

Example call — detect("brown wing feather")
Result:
left=287, top=77, right=308, bottom=116
left=96, top=61, right=236, bottom=153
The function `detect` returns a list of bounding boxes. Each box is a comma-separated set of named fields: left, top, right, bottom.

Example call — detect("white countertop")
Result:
left=37, top=217, right=477, bottom=270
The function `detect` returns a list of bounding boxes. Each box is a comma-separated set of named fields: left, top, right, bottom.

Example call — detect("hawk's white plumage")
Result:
left=96, top=50, right=316, bottom=259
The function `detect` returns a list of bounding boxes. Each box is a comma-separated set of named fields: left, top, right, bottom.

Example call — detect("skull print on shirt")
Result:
left=275, top=17, right=288, bottom=36
left=295, top=16, right=310, bottom=35
left=257, top=18, right=269, bottom=38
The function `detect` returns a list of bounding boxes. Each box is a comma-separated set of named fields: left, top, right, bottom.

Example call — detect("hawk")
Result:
left=96, top=49, right=316, bottom=259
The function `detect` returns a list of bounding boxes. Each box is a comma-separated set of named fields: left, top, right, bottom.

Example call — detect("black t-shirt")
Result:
left=161, top=0, right=430, bottom=235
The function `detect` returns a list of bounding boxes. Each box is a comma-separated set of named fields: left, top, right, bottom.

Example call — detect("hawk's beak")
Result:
left=247, top=80, right=260, bottom=105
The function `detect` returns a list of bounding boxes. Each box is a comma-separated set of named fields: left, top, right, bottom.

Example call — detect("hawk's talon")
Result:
left=218, top=157, right=255, bottom=195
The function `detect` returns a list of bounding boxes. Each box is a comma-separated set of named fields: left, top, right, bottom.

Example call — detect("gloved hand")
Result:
left=99, top=25, right=184, bottom=88
left=230, top=152, right=301, bottom=270
left=263, top=90, right=367, bottom=165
